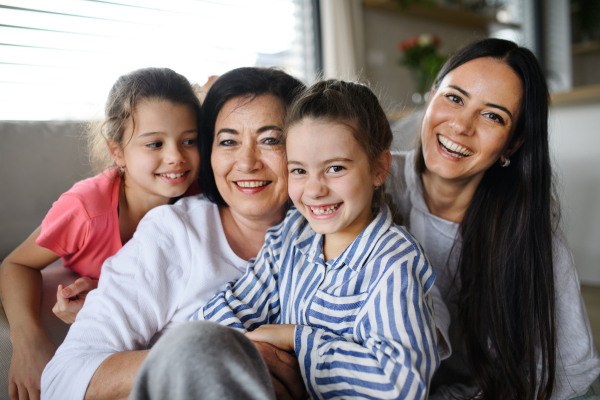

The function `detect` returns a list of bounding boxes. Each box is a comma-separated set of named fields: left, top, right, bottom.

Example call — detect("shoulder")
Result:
left=265, top=207, right=310, bottom=243
left=369, top=222, right=434, bottom=287
left=59, top=170, right=119, bottom=217
left=141, top=195, right=218, bottom=235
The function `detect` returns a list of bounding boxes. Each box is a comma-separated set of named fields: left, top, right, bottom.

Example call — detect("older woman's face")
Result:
left=421, top=57, right=523, bottom=185
left=211, top=94, right=288, bottom=222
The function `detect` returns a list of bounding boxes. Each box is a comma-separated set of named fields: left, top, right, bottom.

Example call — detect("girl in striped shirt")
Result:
left=191, top=80, right=440, bottom=399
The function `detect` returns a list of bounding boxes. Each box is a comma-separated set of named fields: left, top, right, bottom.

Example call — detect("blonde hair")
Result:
left=87, top=67, right=201, bottom=175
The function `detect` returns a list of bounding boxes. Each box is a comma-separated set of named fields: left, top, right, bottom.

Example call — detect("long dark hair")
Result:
left=416, top=38, right=557, bottom=399
left=199, top=67, right=305, bottom=206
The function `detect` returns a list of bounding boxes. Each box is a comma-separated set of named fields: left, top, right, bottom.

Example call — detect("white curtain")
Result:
left=320, top=0, right=366, bottom=80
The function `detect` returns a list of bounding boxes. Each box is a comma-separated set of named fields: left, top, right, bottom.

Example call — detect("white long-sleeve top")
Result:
left=195, top=205, right=441, bottom=400
left=41, top=196, right=247, bottom=400
left=387, top=150, right=600, bottom=399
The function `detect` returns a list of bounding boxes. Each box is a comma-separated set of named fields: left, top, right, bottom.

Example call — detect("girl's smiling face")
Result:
left=113, top=99, right=200, bottom=202
left=421, top=57, right=523, bottom=185
left=287, top=119, right=382, bottom=241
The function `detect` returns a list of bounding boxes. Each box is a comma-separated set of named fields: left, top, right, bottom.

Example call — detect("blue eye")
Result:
left=327, top=166, right=344, bottom=173
left=146, top=142, right=162, bottom=149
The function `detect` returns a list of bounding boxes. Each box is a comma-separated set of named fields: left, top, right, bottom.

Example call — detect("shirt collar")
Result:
left=293, top=205, right=393, bottom=271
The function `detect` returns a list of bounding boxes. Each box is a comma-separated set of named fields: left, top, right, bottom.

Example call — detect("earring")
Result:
left=500, top=157, right=510, bottom=168
left=119, top=165, right=125, bottom=173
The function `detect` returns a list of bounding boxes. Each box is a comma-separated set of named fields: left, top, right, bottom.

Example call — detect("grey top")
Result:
left=386, top=150, right=600, bottom=399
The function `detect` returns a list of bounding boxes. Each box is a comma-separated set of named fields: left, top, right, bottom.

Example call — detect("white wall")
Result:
left=550, top=101, right=600, bottom=285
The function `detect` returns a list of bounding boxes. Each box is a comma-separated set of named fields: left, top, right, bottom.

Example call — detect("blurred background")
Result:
left=0, top=0, right=599, bottom=344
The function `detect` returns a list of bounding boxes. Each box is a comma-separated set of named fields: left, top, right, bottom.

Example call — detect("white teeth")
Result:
left=236, top=181, right=268, bottom=188
left=309, top=204, right=340, bottom=215
left=160, top=172, right=185, bottom=179
left=437, top=135, right=473, bottom=157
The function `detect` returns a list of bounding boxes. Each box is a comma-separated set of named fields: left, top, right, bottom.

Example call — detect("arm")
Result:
left=84, top=350, right=149, bottom=400
left=295, top=252, right=438, bottom=400
left=0, top=226, right=59, bottom=400
left=196, top=223, right=283, bottom=331
left=42, top=206, right=194, bottom=400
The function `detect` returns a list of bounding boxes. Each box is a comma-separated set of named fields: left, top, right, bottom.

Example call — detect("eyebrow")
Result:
left=288, top=157, right=353, bottom=166
left=216, top=126, right=282, bottom=136
left=448, top=85, right=514, bottom=121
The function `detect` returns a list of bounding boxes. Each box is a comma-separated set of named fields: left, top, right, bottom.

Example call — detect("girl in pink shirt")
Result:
left=0, top=67, right=202, bottom=400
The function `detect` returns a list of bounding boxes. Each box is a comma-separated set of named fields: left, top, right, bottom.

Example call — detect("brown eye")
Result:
left=446, top=94, right=463, bottom=104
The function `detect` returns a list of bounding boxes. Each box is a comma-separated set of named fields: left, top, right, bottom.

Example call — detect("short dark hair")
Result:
left=199, top=67, right=305, bottom=206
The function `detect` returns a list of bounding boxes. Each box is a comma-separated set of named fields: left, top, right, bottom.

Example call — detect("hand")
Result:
left=246, top=324, right=296, bottom=352
left=251, top=340, right=307, bottom=400
left=8, top=330, right=57, bottom=400
left=52, top=277, right=98, bottom=324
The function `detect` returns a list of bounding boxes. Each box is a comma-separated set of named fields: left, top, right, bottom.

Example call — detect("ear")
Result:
left=505, top=134, right=525, bottom=159
left=107, top=140, right=124, bottom=167
left=373, top=149, right=392, bottom=187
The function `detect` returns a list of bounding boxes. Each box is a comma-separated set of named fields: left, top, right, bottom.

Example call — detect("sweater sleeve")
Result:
left=193, top=220, right=284, bottom=332
left=548, top=232, right=600, bottom=399
left=41, top=205, right=195, bottom=400
left=294, top=246, right=440, bottom=400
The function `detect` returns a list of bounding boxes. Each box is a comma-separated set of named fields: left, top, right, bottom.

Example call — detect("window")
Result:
left=0, top=0, right=318, bottom=120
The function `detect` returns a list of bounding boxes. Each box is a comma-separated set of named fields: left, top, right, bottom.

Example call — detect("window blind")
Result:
left=0, top=0, right=317, bottom=120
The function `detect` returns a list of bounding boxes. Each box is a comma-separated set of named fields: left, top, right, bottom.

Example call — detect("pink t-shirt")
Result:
left=36, top=170, right=122, bottom=279
left=36, top=170, right=202, bottom=279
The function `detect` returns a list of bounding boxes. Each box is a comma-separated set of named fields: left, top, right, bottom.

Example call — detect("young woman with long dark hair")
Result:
left=388, top=38, right=600, bottom=399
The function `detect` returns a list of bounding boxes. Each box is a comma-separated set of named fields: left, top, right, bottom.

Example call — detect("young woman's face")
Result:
left=286, top=119, right=379, bottom=239
left=421, top=57, right=523, bottom=185
left=211, top=94, right=289, bottom=223
left=117, top=99, right=200, bottom=202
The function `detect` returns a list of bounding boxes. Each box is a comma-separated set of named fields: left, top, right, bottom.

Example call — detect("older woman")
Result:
left=41, top=67, right=306, bottom=400
left=387, top=39, right=600, bottom=399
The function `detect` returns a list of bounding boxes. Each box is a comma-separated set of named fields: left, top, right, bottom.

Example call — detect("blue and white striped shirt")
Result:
left=193, top=205, right=439, bottom=399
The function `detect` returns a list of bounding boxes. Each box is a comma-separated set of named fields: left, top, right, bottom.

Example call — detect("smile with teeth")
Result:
left=438, top=135, right=474, bottom=158
left=158, top=171, right=187, bottom=179
left=235, top=181, right=270, bottom=188
left=309, top=203, right=341, bottom=215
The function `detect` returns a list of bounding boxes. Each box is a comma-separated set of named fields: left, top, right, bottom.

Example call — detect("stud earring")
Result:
left=500, top=157, right=510, bottom=168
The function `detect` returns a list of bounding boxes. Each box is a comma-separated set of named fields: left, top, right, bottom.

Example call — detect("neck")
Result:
left=322, top=208, right=373, bottom=261
left=219, top=205, right=285, bottom=261
left=118, top=182, right=172, bottom=245
left=421, top=169, right=482, bottom=223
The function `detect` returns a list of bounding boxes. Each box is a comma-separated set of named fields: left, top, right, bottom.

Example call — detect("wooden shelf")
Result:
left=552, top=84, right=600, bottom=105
left=573, top=41, right=600, bottom=55
left=362, top=0, right=517, bottom=30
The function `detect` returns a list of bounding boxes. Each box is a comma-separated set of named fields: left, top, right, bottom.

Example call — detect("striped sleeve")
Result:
left=190, top=219, right=286, bottom=332
left=294, top=244, right=439, bottom=400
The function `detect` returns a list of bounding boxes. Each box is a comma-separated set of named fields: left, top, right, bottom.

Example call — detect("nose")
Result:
left=164, top=143, right=186, bottom=165
left=449, top=111, right=474, bottom=136
left=304, top=174, right=328, bottom=199
left=236, top=143, right=263, bottom=173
